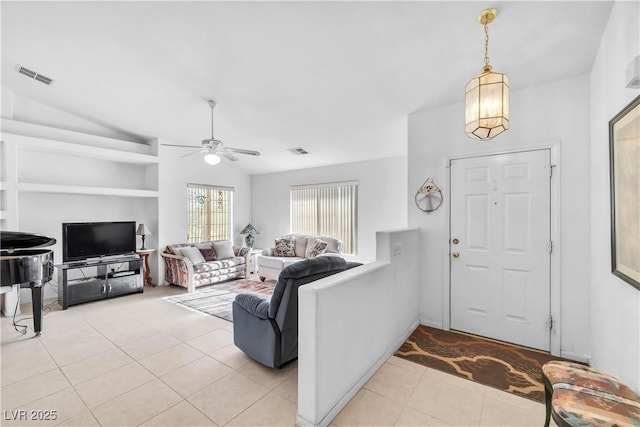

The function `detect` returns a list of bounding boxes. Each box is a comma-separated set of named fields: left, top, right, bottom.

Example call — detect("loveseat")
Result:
left=161, top=240, right=249, bottom=293
left=257, top=234, right=344, bottom=281
left=233, top=256, right=362, bottom=368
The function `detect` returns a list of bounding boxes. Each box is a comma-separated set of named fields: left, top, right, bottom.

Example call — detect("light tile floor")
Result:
left=1, top=285, right=555, bottom=426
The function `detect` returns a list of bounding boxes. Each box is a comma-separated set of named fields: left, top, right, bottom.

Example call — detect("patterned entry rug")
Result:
left=395, top=325, right=569, bottom=403
left=163, top=279, right=275, bottom=322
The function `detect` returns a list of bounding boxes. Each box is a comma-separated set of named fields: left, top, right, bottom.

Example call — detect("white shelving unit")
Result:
left=16, top=183, right=159, bottom=198
left=1, top=118, right=155, bottom=157
left=0, top=119, right=160, bottom=233
left=1, top=120, right=159, bottom=202
left=11, top=133, right=158, bottom=165
left=0, top=118, right=161, bottom=308
left=0, top=182, right=6, bottom=222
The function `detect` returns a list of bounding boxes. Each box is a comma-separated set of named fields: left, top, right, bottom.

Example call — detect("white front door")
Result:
left=450, top=149, right=551, bottom=351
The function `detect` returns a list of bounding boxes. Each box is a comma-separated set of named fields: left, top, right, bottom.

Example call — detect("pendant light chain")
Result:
left=484, top=22, right=490, bottom=68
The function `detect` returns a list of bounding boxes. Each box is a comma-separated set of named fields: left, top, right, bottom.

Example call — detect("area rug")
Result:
left=163, top=279, right=275, bottom=322
left=395, top=325, right=570, bottom=403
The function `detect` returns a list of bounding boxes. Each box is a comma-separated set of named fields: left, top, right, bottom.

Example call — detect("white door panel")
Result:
left=450, top=150, right=551, bottom=351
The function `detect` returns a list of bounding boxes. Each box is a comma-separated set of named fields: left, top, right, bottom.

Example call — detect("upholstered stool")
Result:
left=542, top=360, right=640, bottom=427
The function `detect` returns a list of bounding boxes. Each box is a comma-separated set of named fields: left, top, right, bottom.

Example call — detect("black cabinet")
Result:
left=57, top=257, right=142, bottom=309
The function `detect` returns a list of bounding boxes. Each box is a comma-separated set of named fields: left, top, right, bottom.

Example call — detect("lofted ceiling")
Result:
left=1, top=1, right=613, bottom=175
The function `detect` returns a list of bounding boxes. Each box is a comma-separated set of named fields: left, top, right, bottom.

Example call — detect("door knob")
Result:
left=452, top=238, right=460, bottom=245
left=452, top=252, right=460, bottom=258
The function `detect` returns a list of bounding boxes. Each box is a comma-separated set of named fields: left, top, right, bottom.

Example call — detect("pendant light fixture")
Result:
left=465, top=8, right=509, bottom=141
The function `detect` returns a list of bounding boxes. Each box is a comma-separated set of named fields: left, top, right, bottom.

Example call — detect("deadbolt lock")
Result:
left=452, top=252, right=460, bottom=258
left=452, top=238, right=460, bottom=245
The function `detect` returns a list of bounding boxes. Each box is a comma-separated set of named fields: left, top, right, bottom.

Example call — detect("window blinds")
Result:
left=290, top=181, right=358, bottom=254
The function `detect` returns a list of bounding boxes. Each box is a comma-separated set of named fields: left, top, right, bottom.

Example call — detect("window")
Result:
left=187, top=184, right=233, bottom=243
left=290, top=181, right=358, bottom=254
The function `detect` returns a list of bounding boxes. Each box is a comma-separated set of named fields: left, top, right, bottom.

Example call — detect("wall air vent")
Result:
left=17, top=65, right=54, bottom=85
left=287, top=147, right=309, bottom=155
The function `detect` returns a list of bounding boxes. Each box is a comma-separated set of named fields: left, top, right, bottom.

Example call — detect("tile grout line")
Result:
left=60, top=312, right=178, bottom=424
left=2, top=317, right=93, bottom=418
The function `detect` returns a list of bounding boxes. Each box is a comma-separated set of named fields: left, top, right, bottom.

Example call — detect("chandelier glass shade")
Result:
left=465, top=66, right=509, bottom=140
left=465, top=8, right=509, bottom=141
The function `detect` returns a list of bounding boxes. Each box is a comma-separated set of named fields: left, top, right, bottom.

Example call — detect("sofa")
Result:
left=232, top=256, right=362, bottom=368
left=257, top=234, right=343, bottom=281
left=161, top=240, right=249, bottom=293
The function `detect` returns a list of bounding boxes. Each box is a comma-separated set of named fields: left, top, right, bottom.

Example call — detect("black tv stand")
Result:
left=67, top=261, right=87, bottom=267
left=57, top=256, right=142, bottom=309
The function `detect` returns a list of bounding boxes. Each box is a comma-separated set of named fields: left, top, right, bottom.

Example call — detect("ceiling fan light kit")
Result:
left=161, top=99, right=260, bottom=165
left=464, top=8, right=510, bottom=141
left=204, top=152, right=221, bottom=165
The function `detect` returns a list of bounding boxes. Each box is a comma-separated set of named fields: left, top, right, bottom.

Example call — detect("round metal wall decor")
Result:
left=415, top=178, right=443, bottom=212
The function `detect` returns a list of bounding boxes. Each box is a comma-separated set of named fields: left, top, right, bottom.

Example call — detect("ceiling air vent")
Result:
left=17, top=65, right=54, bottom=85
left=18, top=66, right=37, bottom=78
left=287, top=147, right=309, bottom=155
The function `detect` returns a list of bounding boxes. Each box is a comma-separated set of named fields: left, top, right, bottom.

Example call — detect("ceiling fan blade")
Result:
left=161, top=143, right=202, bottom=148
left=226, top=147, right=261, bottom=156
left=222, top=152, right=239, bottom=162
left=180, top=149, right=206, bottom=158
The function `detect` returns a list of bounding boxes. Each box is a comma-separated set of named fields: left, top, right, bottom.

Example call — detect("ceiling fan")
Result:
left=161, top=100, right=260, bottom=165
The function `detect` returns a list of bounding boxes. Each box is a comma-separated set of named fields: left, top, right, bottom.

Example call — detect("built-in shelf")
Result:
left=2, top=118, right=154, bottom=153
left=0, top=182, right=7, bottom=221
left=2, top=121, right=160, bottom=200
left=1, top=118, right=160, bottom=241
left=4, top=132, right=158, bottom=165
left=17, top=183, right=159, bottom=198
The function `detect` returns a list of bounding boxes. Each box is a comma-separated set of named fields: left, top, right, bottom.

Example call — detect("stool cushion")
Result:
left=542, top=361, right=640, bottom=427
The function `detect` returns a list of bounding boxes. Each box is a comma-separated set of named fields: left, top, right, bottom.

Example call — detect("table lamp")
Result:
left=136, top=224, right=151, bottom=250
left=240, top=223, right=260, bottom=248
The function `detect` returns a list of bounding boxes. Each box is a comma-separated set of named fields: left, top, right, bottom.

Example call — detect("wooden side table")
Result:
left=136, top=249, right=156, bottom=287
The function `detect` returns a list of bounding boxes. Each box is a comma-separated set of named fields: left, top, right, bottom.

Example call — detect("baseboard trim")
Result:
left=296, top=318, right=420, bottom=427
left=560, top=351, right=591, bottom=364
left=420, top=317, right=443, bottom=330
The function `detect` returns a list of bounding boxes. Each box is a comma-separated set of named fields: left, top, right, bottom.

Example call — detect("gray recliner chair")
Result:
left=232, top=256, right=360, bottom=368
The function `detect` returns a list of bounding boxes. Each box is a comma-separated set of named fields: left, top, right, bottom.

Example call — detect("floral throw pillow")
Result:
left=305, top=239, right=328, bottom=259
left=199, top=248, right=217, bottom=261
left=273, top=237, right=296, bottom=257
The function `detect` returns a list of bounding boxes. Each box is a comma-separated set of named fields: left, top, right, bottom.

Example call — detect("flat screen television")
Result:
left=62, top=221, right=136, bottom=262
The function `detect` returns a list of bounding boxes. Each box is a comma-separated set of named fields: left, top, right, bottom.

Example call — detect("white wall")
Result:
left=157, top=144, right=252, bottom=266
left=1, top=93, right=159, bottom=304
left=16, top=193, right=154, bottom=301
left=408, top=75, right=592, bottom=361
left=298, top=228, right=420, bottom=426
left=251, top=156, right=407, bottom=261
left=3, top=89, right=145, bottom=143
left=1, top=91, right=256, bottom=302
left=589, top=1, right=640, bottom=392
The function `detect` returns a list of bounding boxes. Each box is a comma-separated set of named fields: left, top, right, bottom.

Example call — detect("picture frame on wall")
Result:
left=609, top=94, right=640, bottom=291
